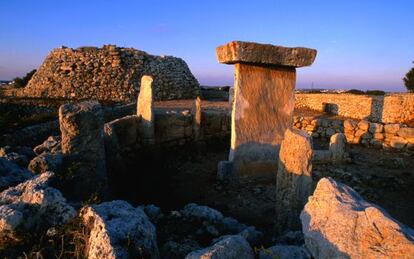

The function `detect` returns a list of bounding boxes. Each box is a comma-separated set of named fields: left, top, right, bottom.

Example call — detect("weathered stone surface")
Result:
left=0, top=158, right=32, bottom=191
left=368, top=122, right=384, bottom=134
left=185, top=235, right=254, bottom=259
left=398, top=127, right=414, bottom=138
left=384, top=123, right=401, bottom=134
left=276, top=128, right=313, bottom=231
left=0, top=172, right=75, bottom=240
left=229, top=63, right=296, bottom=177
left=216, top=41, right=316, bottom=67
left=181, top=203, right=224, bottom=223
left=238, top=226, right=263, bottom=246
left=105, top=115, right=140, bottom=147
left=192, top=96, right=202, bottom=140
left=390, top=136, right=408, bottom=149
left=357, top=120, right=369, bottom=131
left=137, top=75, right=155, bottom=142
left=217, top=161, right=234, bottom=182
left=81, top=200, right=159, bottom=259
left=33, top=135, right=60, bottom=155
left=301, top=177, right=414, bottom=259
left=329, top=133, right=346, bottom=164
left=28, top=152, right=63, bottom=174
left=258, top=245, right=310, bottom=259
left=59, top=101, right=107, bottom=199
left=13, top=45, right=200, bottom=102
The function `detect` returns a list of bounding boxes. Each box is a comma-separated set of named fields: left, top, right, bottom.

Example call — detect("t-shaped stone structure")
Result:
left=216, top=41, right=316, bottom=177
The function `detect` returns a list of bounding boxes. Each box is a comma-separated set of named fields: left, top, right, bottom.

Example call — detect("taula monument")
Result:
left=12, top=45, right=200, bottom=102
left=216, top=41, right=317, bottom=178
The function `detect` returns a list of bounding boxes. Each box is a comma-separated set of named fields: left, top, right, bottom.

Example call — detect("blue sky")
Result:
left=0, top=1, right=413, bottom=91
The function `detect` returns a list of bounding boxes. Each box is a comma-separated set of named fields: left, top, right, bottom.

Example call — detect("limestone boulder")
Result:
left=28, top=151, right=63, bottom=174
left=0, top=157, right=32, bottom=191
left=216, top=41, right=316, bottom=67
left=276, top=128, right=313, bottom=231
left=384, top=123, right=401, bottom=134
left=368, top=122, right=384, bottom=134
left=0, top=172, right=75, bottom=240
left=390, top=136, right=408, bottom=149
left=301, top=177, right=414, bottom=259
left=258, top=245, right=310, bottom=259
left=33, top=135, right=61, bottom=155
left=185, top=235, right=254, bottom=259
left=181, top=203, right=224, bottom=223
left=398, top=127, right=414, bottom=138
left=81, top=200, right=159, bottom=259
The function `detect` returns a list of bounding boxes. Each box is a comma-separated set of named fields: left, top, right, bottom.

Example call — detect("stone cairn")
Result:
left=14, top=45, right=200, bottom=102
left=216, top=41, right=317, bottom=178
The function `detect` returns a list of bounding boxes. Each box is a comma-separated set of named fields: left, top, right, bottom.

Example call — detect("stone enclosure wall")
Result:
left=294, top=93, right=414, bottom=124
left=293, top=116, right=414, bottom=150
left=4, top=45, right=200, bottom=102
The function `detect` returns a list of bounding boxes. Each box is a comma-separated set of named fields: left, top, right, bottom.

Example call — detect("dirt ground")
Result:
left=117, top=136, right=413, bottom=244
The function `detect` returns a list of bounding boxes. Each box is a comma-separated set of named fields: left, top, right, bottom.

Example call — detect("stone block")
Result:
left=390, top=136, right=408, bottom=149
left=58, top=101, right=107, bottom=199
left=329, top=133, right=346, bottom=164
left=357, top=120, right=369, bottom=131
left=368, top=122, right=384, bottom=133
left=137, top=75, right=155, bottom=142
left=397, top=127, right=414, bottom=138
left=216, top=41, right=317, bottom=67
left=384, top=123, right=401, bottom=134
left=276, top=128, right=313, bottom=231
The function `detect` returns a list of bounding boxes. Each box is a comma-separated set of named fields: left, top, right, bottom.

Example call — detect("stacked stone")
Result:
left=17, top=45, right=200, bottom=102
left=343, top=119, right=414, bottom=149
left=292, top=116, right=343, bottom=139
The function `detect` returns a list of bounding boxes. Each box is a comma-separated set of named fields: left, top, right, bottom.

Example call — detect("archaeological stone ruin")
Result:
left=5, top=45, right=200, bottom=102
left=216, top=41, right=316, bottom=178
left=0, top=41, right=413, bottom=258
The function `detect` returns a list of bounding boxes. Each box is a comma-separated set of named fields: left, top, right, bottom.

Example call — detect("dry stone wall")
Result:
left=293, top=115, right=414, bottom=150
left=295, top=93, right=414, bottom=124
left=10, top=45, right=200, bottom=102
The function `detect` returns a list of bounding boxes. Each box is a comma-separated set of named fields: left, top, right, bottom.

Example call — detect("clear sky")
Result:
left=1, top=0, right=413, bottom=91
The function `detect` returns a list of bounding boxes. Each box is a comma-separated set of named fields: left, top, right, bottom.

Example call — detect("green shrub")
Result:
left=403, top=61, right=414, bottom=92
left=12, top=69, right=37, bottom=88
left=345, top=89, right=365, bottom=95
left=365, top=90, right=385, bottom=96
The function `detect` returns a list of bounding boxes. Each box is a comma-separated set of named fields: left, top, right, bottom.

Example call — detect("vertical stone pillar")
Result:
left=329, top=133, right=346, bottom=164
left=59, top=100, right=107, bottom=199
left=276, top=128, right=313, bottom=231
left=216, top=41, right=317, bottom=177
left=137, top=75, right=155, bottom=143
left=192, top=96, right=202, bottom=141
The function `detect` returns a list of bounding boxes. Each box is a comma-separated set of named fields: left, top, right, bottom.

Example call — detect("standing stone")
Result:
left=216, top=41, right=316, bottom=177
left=137, top=75, right=155, bottom=143
left=329, top=133, right=346, bottom=164
left=192, top=96, right=202, bottom=141
left=276, top=128, right=313, bottom=231
left=59, top=101, right=106, bottom=199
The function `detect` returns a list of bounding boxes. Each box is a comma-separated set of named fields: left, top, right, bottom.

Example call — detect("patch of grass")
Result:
left=0, top=217, right=88, bottom=259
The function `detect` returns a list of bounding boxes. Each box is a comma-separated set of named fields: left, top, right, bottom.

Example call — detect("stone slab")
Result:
left=216, top=41, right=317, bottom=67
left=229, top=63, right=296, bottom=177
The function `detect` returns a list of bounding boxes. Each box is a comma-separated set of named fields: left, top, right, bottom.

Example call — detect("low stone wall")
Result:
left=294, top=93, right=414, bottom=125
left=106, top=108, right=231, bottom=152
left=293, top=116, right=414, bottom=150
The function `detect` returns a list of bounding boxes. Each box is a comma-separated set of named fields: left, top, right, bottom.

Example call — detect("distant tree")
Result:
left=12, top=69, right=37, bottom=88
left=403, top=61, right=414, bottom=92
left=365, top=90, right=385, bottom=96
left=345, top=89, right=365, bottom=95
